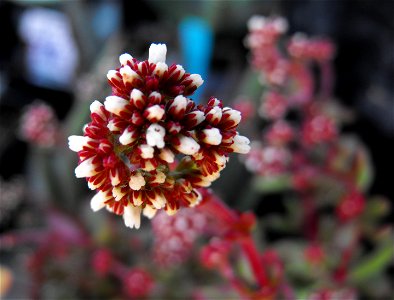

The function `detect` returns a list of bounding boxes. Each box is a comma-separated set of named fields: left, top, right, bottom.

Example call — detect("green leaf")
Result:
left=349, top=242, right=393, bottom=282
left=252, top=174, right=292, bottom=193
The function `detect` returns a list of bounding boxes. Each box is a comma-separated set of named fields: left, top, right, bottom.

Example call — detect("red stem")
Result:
left=240, top=235, right=270, bottom=288
left=201, top=194, right=271, bottom=290
left=200, top=194, right=239, bottom=224
left=221, top=262, right=250, bottom=298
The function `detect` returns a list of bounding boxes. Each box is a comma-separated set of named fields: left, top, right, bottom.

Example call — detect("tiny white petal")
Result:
left=165, top=205, right=178, bottom=216
left=107, top=119, right=120, bottom=132
left=75, top=157, right=98, bottom=178
left=145, top=105, right=165, bottom=122
left=123, top=204, right=142, bottom=229
left=110, top=169, right=121, bottom=186
left=90, top=191, right=109, bottom=212
left=189, top=189, right=202, bottom=207
left=139, top=144, right=154, bottom=159
left=129, top=173, right=146, bottom=191
left=143, top=206, right=157, bottom=219
left=119, top=128, right=137, bottom=145
left=151, top=170, right=166, bottom=184
left=112, top=186, right=127, bottom=201
left=148, top=43, right=167, bottom=64
left=150, top=192, right=166, bottom=209
left=159, top=148, right=175, bottom=163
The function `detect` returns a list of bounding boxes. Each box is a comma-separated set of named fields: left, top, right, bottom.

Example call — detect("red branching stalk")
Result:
left=240, top=236, right=270, bottom=287
left=199, top=192, right=275, bottom=298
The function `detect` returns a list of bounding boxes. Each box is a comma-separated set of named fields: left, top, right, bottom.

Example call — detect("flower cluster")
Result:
left=69, top=43, right=250, bottom=229
left=19, top=101, right=59, bottom=148
left=244, top=15, right=338, bottom=180
left=246, top=15, right=334, bottom=88
left=240, top=15, right=392, bottom=300
left=151, top=207, right=208, bottom=267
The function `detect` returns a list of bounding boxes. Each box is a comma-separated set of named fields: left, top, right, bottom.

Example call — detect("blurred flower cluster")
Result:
left=239, top=15, right=392, bottom=299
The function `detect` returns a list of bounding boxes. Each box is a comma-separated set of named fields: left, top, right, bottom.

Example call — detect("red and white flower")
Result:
left=69, top=43, right=250, bottom=228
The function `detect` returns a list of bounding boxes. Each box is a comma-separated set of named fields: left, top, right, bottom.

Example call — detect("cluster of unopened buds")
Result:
left=69, top=43, right=250, bottom=229
left=19, top=101, right=59, bottom=148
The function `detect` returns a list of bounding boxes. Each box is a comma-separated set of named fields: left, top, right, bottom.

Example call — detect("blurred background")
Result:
left=0, top=0, right=393, bottom=299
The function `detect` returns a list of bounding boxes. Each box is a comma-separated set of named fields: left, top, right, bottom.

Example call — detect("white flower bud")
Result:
left=223, top=107, right=242, bottom=127
left=119, top=53, right=133, bottom=66
left=139, top=144, right=154, bottom=159
left=143, top=206, right=157, bottom=219
left=104, top=96, right=129, bottom=116
left=110, top=169, right=121, bottom=186
left=148, top=91, right=162, bottom=104
left=159, top=148, right=175, bottom=163
left=90, top=100, right=106, bottom=119
left=144, top=105, right=165, bottom=122
left=107, top=119, right=121, bottom=132
left=75, top=157, right=98, bottom=178
left=119, top=127, right=138, bottom=145
left=189, top=74, right=204, bottom=88
left=129, top=172, right=146, bottom=190
left=107, top=70, right=120, bottom=81
left=149, top=192, right=166, bottom=209
left=153, top=62, right=168, bottom=77
left=120, top=65, right=140, bottom=85
left=169, top=95, right=188, bottom=117
left=201, top=128, right=222, bottom=145
left=123, top=204, right=142, bottom=229
left=175, top=135, right=200, bottom=155
left=231, top=134, right=251, bottom=154
left=90, top=191, right=110, bottom=212
left=165, top=205, right=178, bottom=216
left=151, top=170, right=166, bottom=184
left=205, top=106, right=222, bottom=125
left=146, top=123, right=166, bottom=149
left=112, top=186, right=127, bottom=201
left=148, top=43, right=167, bottom=64
left=171, top=64, right=185, bottom=80
left=68, top=135, right=91, bottom=152
left=130, top=88, right=145, bottom=109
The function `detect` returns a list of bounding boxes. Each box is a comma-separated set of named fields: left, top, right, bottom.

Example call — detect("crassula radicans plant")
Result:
left=68, top=43, right=250, bottom=229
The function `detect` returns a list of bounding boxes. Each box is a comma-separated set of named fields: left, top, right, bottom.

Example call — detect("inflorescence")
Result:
left=69, top=43, right=250, bottom=229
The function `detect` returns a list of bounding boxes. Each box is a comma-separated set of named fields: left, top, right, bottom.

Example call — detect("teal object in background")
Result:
left=179, top=17, right=213, bottom=104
